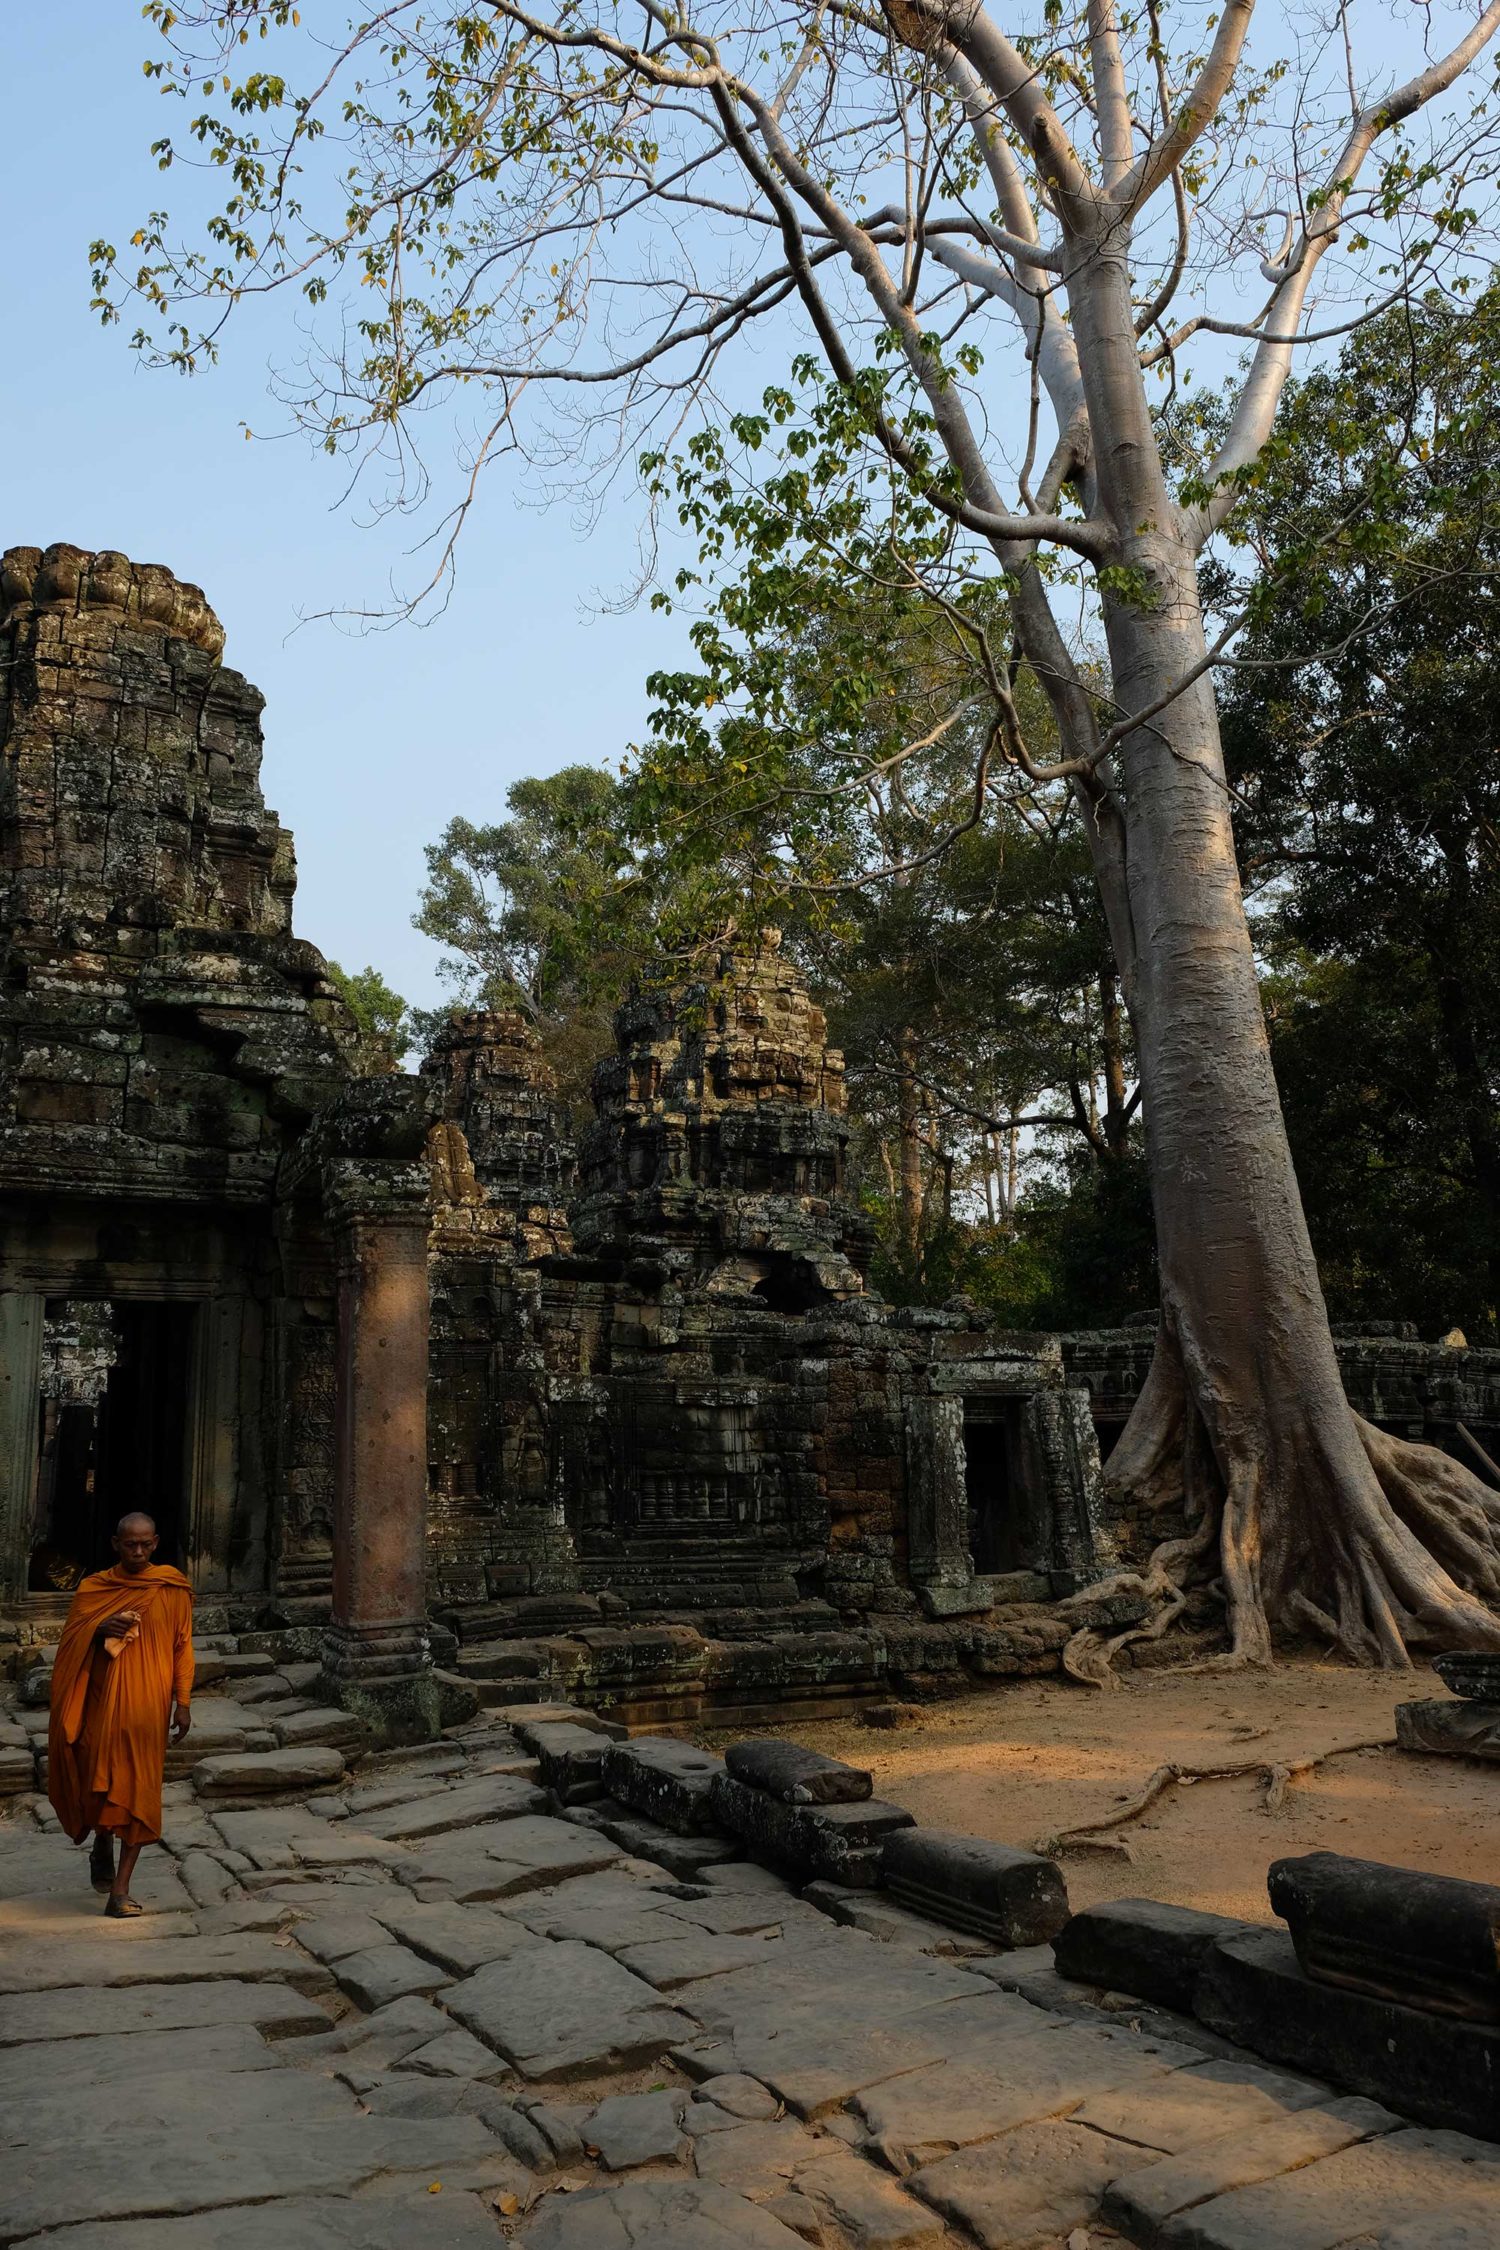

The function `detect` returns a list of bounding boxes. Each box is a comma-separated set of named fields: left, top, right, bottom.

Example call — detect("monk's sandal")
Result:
left=104, top=1895, right=143, bottom=1918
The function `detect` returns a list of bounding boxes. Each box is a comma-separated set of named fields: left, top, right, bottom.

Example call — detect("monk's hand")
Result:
left=98, top=1612, right=138, bottom=1642
left=171, top=1706, right=192, bottom=1745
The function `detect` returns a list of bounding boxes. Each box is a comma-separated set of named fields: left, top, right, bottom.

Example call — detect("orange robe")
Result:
left=47, top=1564, right=194, bottom=1846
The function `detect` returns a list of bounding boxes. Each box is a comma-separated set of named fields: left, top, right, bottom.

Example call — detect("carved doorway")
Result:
left=28, top=1299, right=194, bottom=1590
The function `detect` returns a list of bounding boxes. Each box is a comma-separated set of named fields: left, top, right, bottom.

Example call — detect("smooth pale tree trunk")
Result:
left=896, top=1023, right=925, bottom=1269
left=1059, top=234, right=1500, bottom=1667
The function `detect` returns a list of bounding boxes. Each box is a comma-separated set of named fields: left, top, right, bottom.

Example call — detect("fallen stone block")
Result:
left=604, top=1736, right=726, bottom=1832
left=803, top=1880, right=991, bottom=1957
left=1195, top=1925, right=1500, bottom=2141
left=527, top=1719, right=612, bottom=1804
left=1268, top=1850, right=1500, bottom=2023
left=446, top=1940, right=695, bottom=2079
left=193, top=1747, right=348, bottom=1797
left=881, top=1826, right=1069, bottom=1948
left=1433, top=1650, right=1500, bottom=1700
left=504, top=1702, right=630, bottom=1749
left=1397, top=1697, right=1500, bottom=1762
left=1053, top=1897, right=1253, bottom=2014
left=724, top=1738, right=873, bottom=1805
left=581, top=1801, right=743, bottom=1879
left=709, top=1771, right=913, bottom=1888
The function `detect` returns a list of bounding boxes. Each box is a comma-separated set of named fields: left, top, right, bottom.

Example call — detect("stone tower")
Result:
left=571, top=928, right=872, bottom=1304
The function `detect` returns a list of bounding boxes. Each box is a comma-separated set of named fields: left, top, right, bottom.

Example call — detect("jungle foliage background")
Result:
left=331, top=292, right=1499, bottom=1345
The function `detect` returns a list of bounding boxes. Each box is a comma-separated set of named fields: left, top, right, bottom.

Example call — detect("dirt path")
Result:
left=709, top=1658, right=1499, bottom=1921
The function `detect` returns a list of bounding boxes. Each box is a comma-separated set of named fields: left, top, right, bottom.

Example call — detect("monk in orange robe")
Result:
left=47, top=1512, right=193, bottom=1916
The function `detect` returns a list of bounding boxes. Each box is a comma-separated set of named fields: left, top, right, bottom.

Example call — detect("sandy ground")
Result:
left=711, top=1658, right=1500, bottom=1922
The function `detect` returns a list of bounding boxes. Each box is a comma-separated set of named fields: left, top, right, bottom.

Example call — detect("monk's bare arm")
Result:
left=170, top=1593, right=194, bottom=1743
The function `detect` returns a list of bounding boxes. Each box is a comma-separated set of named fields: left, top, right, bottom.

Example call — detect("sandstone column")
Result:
left=318, top=1150, right=442, bottom=1742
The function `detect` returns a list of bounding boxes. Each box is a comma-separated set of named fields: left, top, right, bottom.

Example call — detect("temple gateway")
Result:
left=4, top=546, right=1497, bottom=1736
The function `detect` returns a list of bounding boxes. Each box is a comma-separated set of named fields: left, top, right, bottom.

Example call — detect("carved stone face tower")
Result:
left=571, top=929, right=872, bottom=1307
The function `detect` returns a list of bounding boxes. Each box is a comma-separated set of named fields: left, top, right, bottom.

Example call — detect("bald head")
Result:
left=112, top=1514, right=160, bottom=1574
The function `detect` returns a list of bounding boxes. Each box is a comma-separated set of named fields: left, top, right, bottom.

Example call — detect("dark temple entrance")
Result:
left=28, top=1300, right=194, bottom=1589
left=963, top=1397, right=1028, bottom=1575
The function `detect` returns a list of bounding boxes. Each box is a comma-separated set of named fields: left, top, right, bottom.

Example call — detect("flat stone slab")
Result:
left=333, top=1943, right=452, bottom=2010
left=1153, top=2123, right=1500, bottom=2249
left=0, top=1978, right=330, bottom=2047
left=209, top=1807, right=413, bottom=1873
left=193, top=1748, right=347, bottom=1796
left=11, top=2189, right=508, bottom=2250
left=0, top=2023, right=286, bottom=2102
left=0, top=1932, right=333, bottom=1997
left=0, top=2117, right=522, bottom=2241
left=290, top=1910, right=394, bottom=1965
left=586, top=2087, right=690, bottom=2168
left=725, top=1739, right=873, bottom=1805
left=521, top=2177, right=813, bottom=2247
left=911, top=2114, right=1149, bottom=2246
left=354, top=1772, right=547, bottom=1840
left=1102, top=2094, right=1401, bottom=2238
left=1053, top=1897, right=1252, bottom=2015
left=617, top=1932, right=779, bottom=1989
left=851, top=2015, right=1197, bottom=2166
left=409, top=1815, right=620, bottom=1900
left=374, top=1898, right=545, bottom=1974
left=796, top=2148, right=949, bottom=2248
left=447, top=1939, right=695, bottom=2079
left=1, top=2063, right=357, bottom=2152
left=1075, top=2056, right=1333, bottom=2153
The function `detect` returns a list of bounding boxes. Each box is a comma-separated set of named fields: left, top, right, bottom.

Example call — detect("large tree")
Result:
left=1209, top=291, right=1500, bottom=1344
left=102, top=0, right=1500, bottom=1663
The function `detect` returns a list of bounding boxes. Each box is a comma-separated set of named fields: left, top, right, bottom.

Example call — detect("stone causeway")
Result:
left=3, top=1675, right=1497, bottom=2249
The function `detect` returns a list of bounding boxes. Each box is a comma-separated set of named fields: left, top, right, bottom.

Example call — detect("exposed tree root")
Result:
left=1033, top=1736, right=1396, bottom=1860
left=1069, top=1311, right=1500, bottom=1681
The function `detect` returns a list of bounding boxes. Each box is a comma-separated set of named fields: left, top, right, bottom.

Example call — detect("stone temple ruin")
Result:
left=4, top=543, right=1500, bottom=1739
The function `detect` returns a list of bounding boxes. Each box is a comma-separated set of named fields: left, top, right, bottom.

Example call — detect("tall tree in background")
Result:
left=325, top=960, right=413, bottom=1075
left=414, top=766, right=656, bottom=1109
left=1210, top=291, right=1500, bottom=1342
left=101, top=0, right=1500, bottom=1663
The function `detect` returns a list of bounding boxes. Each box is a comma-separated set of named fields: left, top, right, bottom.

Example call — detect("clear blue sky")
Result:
left=0, top=6, right=698, bottom=1009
